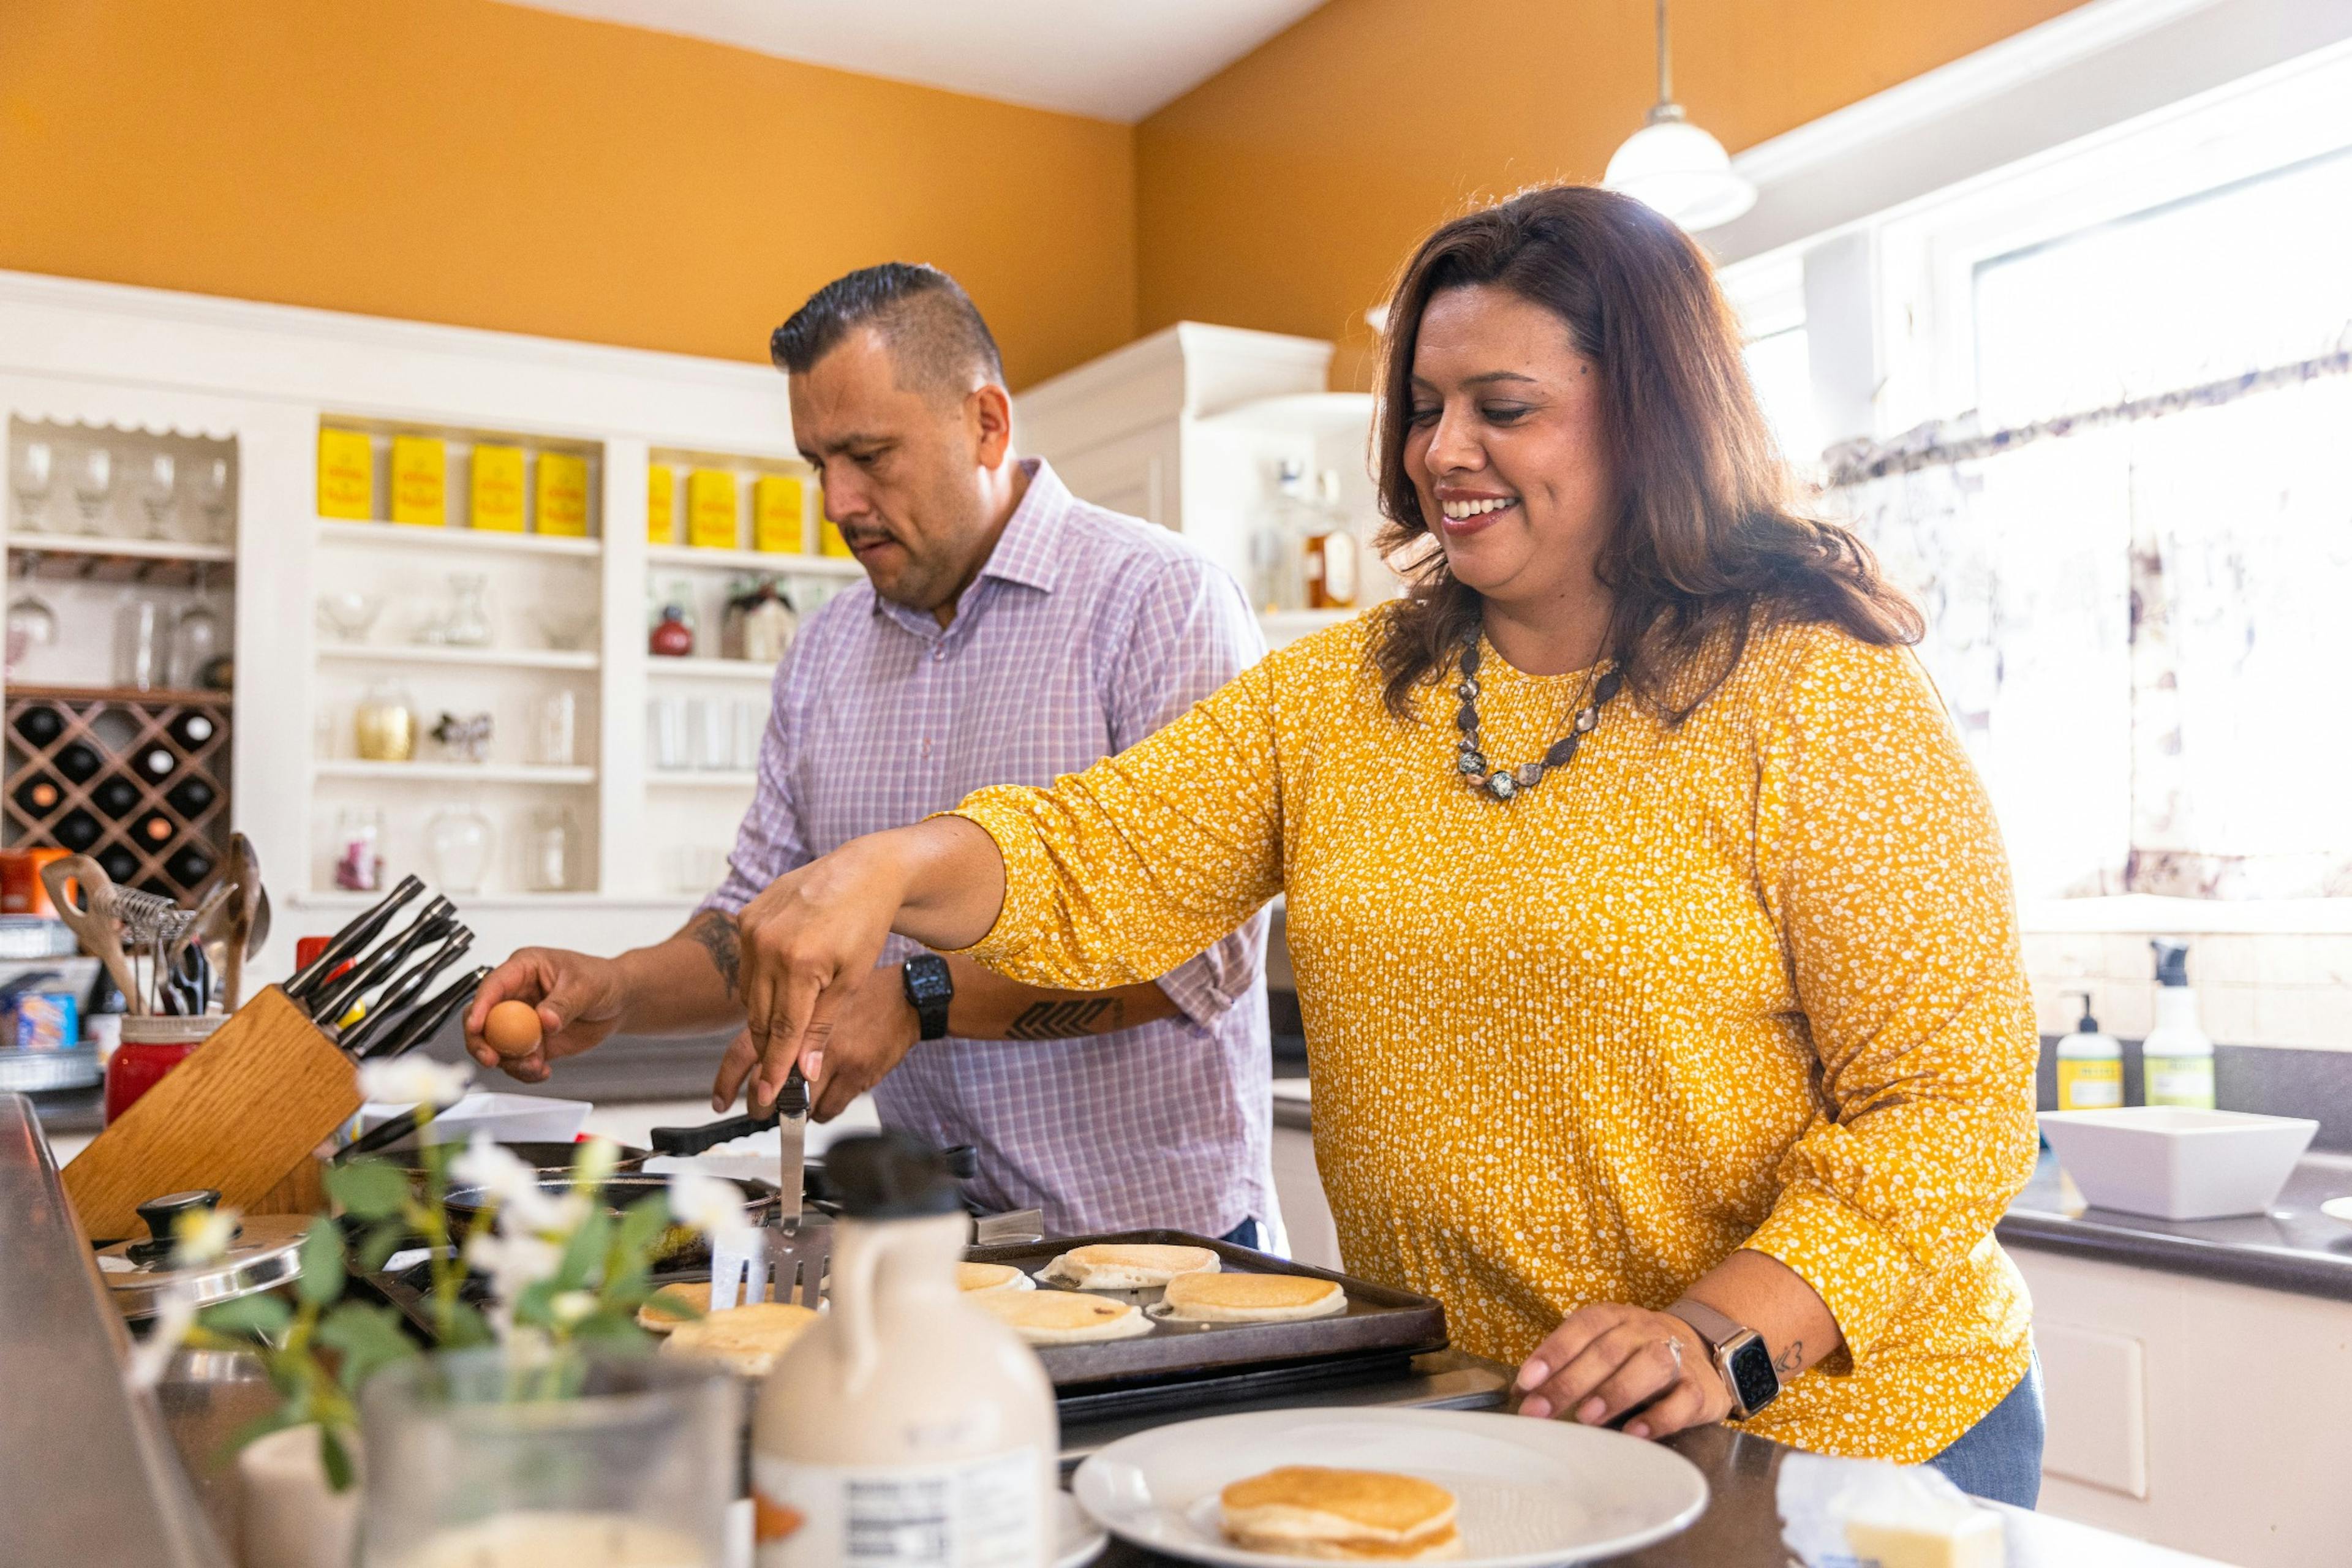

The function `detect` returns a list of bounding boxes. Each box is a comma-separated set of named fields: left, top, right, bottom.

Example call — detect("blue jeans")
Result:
left=1220, top=1217, right=1264, bottom=1251
left=1926, top=1354, right=2044, bottom=1508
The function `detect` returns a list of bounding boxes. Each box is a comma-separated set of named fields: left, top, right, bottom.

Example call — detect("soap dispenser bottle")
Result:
left=752, top=1131, right=1056, bottom=1567
left=2143, top=939, right=2215, bottom=1109
left=2056, top=990, right=2124, bottom=1110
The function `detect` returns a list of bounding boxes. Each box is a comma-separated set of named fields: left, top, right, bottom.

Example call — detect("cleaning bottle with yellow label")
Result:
left=2143, top=940, right=2216, bottom=1109
left=2055, top=990, right=2124, bottom=1110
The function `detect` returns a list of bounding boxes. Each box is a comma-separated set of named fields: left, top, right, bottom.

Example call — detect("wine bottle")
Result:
left=134, top=744, right=176, bottom=783
left=167, top=711, right=219, bottom=750
left=10, top=773, right=64, bottom=817
left=165, top=776, right=216, bottom=818
left=53, top=809, right=102, bottom=851
left=97, top=844, right=140, bottom=884
left=55, top=742, right=101, bottom=783
left=133, top=811, right=176, bottom=848
left=12, top=706, right=64, bottom=748
left=92, top=774, right=141, bottom=819
left=165, top=844, right=214, bottom=886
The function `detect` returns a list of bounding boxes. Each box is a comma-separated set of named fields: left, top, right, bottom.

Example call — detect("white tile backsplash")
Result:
left=2024, top=932, right=2352, bottom=1052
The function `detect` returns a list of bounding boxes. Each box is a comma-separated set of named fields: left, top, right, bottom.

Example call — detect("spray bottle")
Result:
left=2143, top=940, right=2215, bottom=1109
left=2055, top=990, right=2124, bottom=1110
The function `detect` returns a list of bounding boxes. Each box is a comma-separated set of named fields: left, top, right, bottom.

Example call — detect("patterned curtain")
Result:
left=1819, top=358, right=2352, bottom=900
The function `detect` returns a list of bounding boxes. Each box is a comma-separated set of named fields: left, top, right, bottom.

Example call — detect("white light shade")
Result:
left=1604, top=114, right=1756, bottom=232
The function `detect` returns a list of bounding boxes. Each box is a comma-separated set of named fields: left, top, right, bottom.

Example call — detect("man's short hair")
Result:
left=770, top=263, right=1006, bottom=401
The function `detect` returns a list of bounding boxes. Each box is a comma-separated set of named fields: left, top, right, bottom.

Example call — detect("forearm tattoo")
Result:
left=1776, top=1340, right=1804, bottom=1374
left=1005, top=998, right=1125, bottom=1039
left=684, top=910, right=742, bottom=998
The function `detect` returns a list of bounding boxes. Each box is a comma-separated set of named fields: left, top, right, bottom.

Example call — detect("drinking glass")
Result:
left=334, top=808, right=384, bottom=893
left=358, top=1350, right=737, bottom=1568
left=9, top=439, right=51, bottom=530
left=526, top=805, right=577, bottom=893
left=137, top=451, right=178, bottom=539
left=316, top=590, right=386, bottom=643
left=530, top=690, right=577, bottom=767
left=649, top=699, right=687, bottom=772
left=72, top=445, right=114, bottom=533
left=170, top=600, right=222, bottom=690
left=192, top=456, right=232, bottom=545
left=6, top=590, right=58, bottom=678
left=115, top=599, right=165, bottom=690
left=423, top=807, right=495, bottom=895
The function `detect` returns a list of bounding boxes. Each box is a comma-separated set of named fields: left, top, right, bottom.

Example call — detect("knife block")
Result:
left=62, top=986, right=358, bottom=1242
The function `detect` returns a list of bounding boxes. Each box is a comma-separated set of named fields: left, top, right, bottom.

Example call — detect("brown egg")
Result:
left=483, top=999, right=544, bottom=1057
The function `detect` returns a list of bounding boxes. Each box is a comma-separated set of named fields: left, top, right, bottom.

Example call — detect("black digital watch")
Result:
left=900, top=953, right=954, bottom=1041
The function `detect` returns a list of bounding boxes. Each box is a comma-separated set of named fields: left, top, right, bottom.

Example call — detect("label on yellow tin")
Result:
left=469, top=443, right=526, bottom=532
left=753, top=473, right=805, bottom=554
left=389, top=435, right=446, bottom=527
left=688, top=469, right=739, bottom=550
left=648, top=464, right=677, bottom=544
left=2055, top=1057, right=2123, bottom=1111
left=318, top=428, right=374, bottom=519
left=536, top=451, right=590, bottom=537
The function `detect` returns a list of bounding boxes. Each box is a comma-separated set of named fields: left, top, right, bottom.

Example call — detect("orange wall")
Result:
left=0, top=0, right=1135, bottom=388
left=1136, top=0, right=2086, bottom=388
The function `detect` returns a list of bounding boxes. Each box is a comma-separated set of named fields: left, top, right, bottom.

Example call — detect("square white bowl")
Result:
left=2039, top=1106, right=2316, bottom=1221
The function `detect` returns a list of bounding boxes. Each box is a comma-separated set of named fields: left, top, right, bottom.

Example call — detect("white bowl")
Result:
left=2040, top=1106, right=2316, bottom=1220
left=355, top=1091, right=590, bottom=1149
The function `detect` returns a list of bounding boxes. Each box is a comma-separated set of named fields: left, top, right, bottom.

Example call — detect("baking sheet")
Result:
left=968, top=1228, right=1449, bottom=1390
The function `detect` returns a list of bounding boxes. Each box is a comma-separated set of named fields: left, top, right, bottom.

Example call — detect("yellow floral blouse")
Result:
left=951, top=611, right=2038, bottom=1462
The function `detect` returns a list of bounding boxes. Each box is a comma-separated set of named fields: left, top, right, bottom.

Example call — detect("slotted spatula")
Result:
left=706, top=1066, right=829, bottom=1311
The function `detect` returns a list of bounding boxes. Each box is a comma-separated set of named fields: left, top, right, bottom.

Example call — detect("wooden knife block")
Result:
left=62, top=986, right=359, bottom=1242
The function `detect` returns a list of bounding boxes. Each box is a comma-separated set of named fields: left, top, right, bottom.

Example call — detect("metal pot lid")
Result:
left=96, top=1212, right=311, bottom=1321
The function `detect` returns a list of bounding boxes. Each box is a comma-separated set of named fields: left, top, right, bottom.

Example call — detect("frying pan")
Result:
left=443, top=1172, right=782, bottom=1267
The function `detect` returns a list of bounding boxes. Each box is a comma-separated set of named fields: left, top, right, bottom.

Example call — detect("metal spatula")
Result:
left=706, top=1066, right=829, bottom=1311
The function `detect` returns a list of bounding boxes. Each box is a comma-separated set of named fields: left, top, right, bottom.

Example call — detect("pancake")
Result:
left=1161, top=1271, right=1346, bottom=1323
left=958, top=1261, right=1036, bottom=1294
left=1039, top=1243, right=1219, bottom=1291
left=636, top=1280, right=772, bottom=1333
left=657, top=1302, right=819, bottom=1377
left=974, top=1288, right=1152, bottom=1344
left=1220, top=1468, right=1461, bottom=1561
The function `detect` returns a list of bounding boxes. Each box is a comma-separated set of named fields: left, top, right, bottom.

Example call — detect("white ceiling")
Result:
left=502, top=0, right=1329, bottom=123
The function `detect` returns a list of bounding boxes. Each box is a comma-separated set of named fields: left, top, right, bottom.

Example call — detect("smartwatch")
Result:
left=901, top=954, right=954, bottom=1041
left=1664, top=1297, right=1780, bottom=1420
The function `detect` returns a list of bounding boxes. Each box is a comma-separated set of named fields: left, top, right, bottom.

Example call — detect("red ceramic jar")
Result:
left=104, top=1015, right=221, bottom=1124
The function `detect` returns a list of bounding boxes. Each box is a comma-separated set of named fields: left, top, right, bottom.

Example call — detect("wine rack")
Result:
left=4, top=685, right=232, bottom=897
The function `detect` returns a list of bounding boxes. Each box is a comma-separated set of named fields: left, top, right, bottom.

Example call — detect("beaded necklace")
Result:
left=1450, top=629, right=1624, bottom=802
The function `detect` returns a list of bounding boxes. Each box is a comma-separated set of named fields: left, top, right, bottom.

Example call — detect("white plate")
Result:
left=2320, top=1196, right=2352, bottom=1224
left=1058, top=1491, right=1109, bottom=1568
left=1072, top=1408, right=1707, bottom=1568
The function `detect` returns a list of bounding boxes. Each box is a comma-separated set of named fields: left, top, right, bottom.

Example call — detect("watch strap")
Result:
left=1662, top=1297, right=1744, bottom=1352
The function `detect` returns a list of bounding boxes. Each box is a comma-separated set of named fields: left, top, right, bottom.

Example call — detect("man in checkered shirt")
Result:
left=467, top=264, right=1274, bottom=1243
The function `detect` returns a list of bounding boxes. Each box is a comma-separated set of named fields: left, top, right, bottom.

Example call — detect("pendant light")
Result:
left=1602, top=0, right=1755, bottom=232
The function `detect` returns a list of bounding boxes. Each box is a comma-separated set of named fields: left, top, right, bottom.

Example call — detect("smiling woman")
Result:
left=714, top=183, right=2046, bottom=1506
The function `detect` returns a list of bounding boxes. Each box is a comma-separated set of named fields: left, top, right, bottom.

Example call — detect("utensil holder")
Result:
left=62, top=986, right=358, bottom=1242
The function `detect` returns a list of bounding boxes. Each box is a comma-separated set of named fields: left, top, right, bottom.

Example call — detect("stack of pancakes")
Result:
left=1220, top=1467, right=1461, bottom=1561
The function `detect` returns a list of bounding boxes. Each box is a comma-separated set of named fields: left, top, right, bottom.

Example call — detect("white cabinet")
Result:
left=2010, top=1244, right=2352, bottom=1566
left=1017, top=322, right=1398, bottom=647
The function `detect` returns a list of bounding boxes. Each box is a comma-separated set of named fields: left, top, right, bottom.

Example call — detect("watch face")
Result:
left=904, top=957, right=953, bottom=1005
left=1726, top=1337, right=1779, bottom=1415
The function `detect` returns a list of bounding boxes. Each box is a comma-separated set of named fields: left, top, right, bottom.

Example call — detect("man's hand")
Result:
left=736, top=837, right=913, bottom=1106
left=1513, top=1303, right=1732, bottom=1439
left=709, top=962, right=918, bottom=1120
left=462, top=947, right=627, bottom=1084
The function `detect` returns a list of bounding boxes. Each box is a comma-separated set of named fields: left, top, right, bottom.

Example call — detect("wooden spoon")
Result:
left=222, top=833, right=264, bottom=1012
left=40, top=854, right=141, bottom=1014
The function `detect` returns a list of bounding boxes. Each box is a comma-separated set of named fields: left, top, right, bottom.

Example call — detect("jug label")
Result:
left=755, top=1448, right=1044, bottom=1567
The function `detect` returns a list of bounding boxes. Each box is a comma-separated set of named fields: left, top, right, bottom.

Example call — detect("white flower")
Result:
left=665, top=1169, right=748, bottom=1237
left=550, top=1289, right=597, bottom=1327
left=125, top=1284, right=200, bottom=1392
left=570, top=1136, right=622, bottom=1188
left=358, top=1057, right=472, bottom=1109
left=464, top=1229, right=564, bottom=1305
left=172, top=1206, right=240, bottom=1268
left=453, top=1132, right=563, bottom=1233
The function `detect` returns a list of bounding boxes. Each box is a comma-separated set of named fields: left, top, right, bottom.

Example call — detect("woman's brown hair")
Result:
left=1370, top=184, right=1920, bottom=722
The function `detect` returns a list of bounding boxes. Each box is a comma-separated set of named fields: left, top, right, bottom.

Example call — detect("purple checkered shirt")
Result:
left=703, top=458, right=1273, bottom=1237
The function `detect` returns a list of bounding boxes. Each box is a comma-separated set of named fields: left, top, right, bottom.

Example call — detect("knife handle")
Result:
left=309, top=901, right=456, bottom=1023
left=366, top=965, right=491, bottom=1061
left=649, top=1110, right=780, bottom=1158
left=341, top=929, right=475, bottom=1058
left=285, top=876, right=424, bottom=1003
left=776, top=1065, right=809, bottom=1120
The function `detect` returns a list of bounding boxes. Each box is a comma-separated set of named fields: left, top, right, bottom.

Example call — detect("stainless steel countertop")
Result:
left=0, top=1091, right=231, bottom=1567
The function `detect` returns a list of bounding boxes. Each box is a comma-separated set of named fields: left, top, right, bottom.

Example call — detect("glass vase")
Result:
left=423, top=806, right=495, bottom=895
left=358, top=1350, right=738, bottom=1568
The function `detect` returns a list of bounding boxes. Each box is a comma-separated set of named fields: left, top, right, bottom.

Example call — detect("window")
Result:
left=1743, top=326, right=1823, bottom=470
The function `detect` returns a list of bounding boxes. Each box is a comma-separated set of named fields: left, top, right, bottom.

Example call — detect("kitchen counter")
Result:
left=1275, top=1078, right=2352, bottom=1304
left=2000, top=1147, right=2352, bottom=1301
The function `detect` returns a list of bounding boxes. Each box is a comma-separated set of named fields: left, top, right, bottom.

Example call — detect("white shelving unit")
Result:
left=646, top=657, right=775, bottom=683
left=318, top=644, right=599, bottom=671
left=7, top=532, right=236, bottom=565
left=317, top=518, right=603, bottom=559
left=648, top=770, right=758, bottom=790
left=314, top=760, right=597, bottom=785
left=646, top=543, right=859, bottom=577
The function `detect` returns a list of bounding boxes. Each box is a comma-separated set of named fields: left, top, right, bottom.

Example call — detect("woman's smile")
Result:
left=1434, top=488, right=1521, bottom=537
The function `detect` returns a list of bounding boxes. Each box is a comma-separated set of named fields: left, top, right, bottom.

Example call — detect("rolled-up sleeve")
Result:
left=1741, top=637, right=2040, bottom=1365
left=1101, top=555, right=1271, bottom=1027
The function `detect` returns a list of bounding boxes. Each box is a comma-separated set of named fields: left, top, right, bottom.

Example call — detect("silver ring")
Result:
left=1666, top=1336, right=1683, bottom=1370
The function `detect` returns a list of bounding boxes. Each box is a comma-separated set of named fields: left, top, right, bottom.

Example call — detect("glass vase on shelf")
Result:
left=334, top=809, right=383, bottom=893
left=354, top=681, right=418, bottom=763
left=170, top=568, right=222, bottom=690
left=423, top=807, right=494, bottom=895
left=9, top=437, right=51, bottom=530
left=115, top=599, right=165, bottom=691
left=422, top=573, right=492, bottom=647
left=526, top=805, right=578, bottom=894
left=1249, top=459, right=1315, bottom=614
